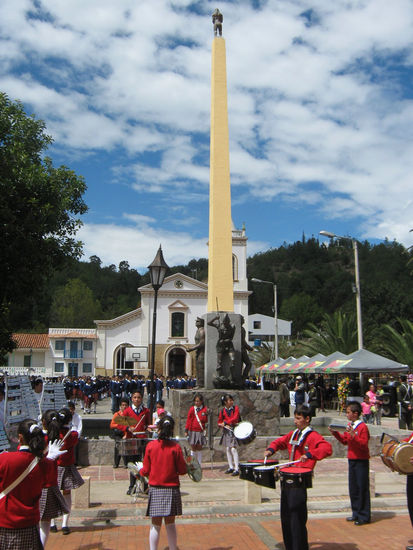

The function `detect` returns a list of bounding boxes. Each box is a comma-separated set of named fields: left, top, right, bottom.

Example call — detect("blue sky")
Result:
left=2, top=0, right=413, bottom=271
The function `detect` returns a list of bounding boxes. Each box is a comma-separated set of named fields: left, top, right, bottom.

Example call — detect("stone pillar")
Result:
left=73, top=476, right=90, bottom=508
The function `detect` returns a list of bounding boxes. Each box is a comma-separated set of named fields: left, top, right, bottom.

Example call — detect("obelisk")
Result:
left=207, top=10, right=234, bottom=313
left=204, top=10, right=242, bottom=390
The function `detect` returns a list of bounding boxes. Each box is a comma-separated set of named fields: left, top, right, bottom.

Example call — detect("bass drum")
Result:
left=381, top=436, right=413, bottom=474
left=233, top=421, right=256, bottom=445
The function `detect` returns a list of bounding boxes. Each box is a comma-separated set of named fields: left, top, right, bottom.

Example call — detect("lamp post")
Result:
left=251, top=278, right=278, bottom=360
left=148, top=246, right=169, bottom=413
left=319, top=230, right=363, bottom=350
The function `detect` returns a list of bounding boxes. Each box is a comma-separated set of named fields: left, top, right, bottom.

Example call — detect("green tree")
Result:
left=0, top=93, right=87, bottom=353
left=299, top=310, right=358, bottom=356
left=280, top=293, right=323, bottom=337
left=50, top=279, right=102, bottom=327
left=373, top=318, right=413, bottom=369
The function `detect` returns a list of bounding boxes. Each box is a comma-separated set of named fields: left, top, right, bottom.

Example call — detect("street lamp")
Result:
left=148, top=245, right=169, bottom=412
left=251, top=278, right=278, bottom=360
left=319, top=230, right=363, bottom=350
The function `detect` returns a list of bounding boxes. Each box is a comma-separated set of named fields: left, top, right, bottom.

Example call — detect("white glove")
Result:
left=46, top=439, right=68, bottom=460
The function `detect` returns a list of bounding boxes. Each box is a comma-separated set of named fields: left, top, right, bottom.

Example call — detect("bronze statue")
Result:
left=208, top=313, right=236, bottom=380
left=188, top=317, right=205, bottom=387
left=240, top=315, right=253, bottom=380
left=212, top=9, right=223, bottom=36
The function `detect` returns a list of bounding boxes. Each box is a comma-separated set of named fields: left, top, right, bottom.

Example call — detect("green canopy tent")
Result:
left=314, top=348, right=408, bottom=374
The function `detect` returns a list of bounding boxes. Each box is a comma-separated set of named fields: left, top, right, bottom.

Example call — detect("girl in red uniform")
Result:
left=50, top=407, right=84, bottom=535
left=185, top=392, right=208, bottom=467
left=218, top=394, right=241, bottom=476
left=139, top=416, right=187, bottom=550
left=39, top=410, right=70, bottom=545
left=0, top=419, right=52, bottom=549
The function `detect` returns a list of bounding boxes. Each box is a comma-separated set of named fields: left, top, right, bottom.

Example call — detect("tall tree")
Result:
left=50, top=279, right=102, bottom=328
left=0, top=93, right=87, bottom=354
left=373, top=318, right=413, bottom=369
left=299, top=310, right=358, bottom=356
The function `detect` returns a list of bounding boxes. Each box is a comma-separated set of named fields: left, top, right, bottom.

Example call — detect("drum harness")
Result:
left=281, top=427, right=313, bottom=487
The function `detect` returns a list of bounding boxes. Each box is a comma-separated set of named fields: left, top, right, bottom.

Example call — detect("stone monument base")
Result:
left=169, top=388, right=280, bottom=439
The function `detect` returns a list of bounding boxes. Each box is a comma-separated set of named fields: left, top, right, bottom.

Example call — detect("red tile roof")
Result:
left=12, top=333, right=49, bottom=349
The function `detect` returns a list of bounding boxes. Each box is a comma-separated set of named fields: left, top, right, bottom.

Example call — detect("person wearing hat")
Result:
left=294, top=376, right=306, bottom=407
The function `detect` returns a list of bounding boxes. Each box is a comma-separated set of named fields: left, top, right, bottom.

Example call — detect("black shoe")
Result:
left=346, top=517, right=356, bottom=522
left=62, top=527, right=71, bottom=535
left=113, top=464, right=119, bottom=469
left=354, top=520, right=370, bottom=526
left=406, top=546, right=413, bottom=550
left=50, top=525, right=58, bottom=533
left=231, top=470, right=239, bottom=476
left=126, top=488, right=133, bottom=495
left=225, top=468, right=234, bottom=474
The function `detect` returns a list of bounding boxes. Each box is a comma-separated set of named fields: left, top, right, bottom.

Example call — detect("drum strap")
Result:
left=194, top=407, right=205, bottom=433
left=289, top=427, right=312, bottom=462
left=0, top=457, right=39, bottom=500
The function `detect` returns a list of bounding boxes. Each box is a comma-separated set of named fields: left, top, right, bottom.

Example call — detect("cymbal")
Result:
left=112, top=415, right=139, bottom=427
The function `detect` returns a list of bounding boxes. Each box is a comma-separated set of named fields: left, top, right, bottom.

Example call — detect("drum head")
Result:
left=393, top=443, right=413, bottom=474
left=280, top=466, right=312, bottom=475
left=234, top=421, right=253, bottom=439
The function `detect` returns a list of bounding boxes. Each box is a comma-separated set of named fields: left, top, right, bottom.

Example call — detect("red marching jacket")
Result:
left=123, top=406, right=151, bottom=439
left=218, top=406, right=241, bottom=428
left=56, top=429, right=79, bottom=467
left=140, top=439, right=188, bottom=487
left=331, top=421, right=370, bottom=460
left=185, top=406, right=208, bottom=432
left=266, top=429, right=332, bottom=471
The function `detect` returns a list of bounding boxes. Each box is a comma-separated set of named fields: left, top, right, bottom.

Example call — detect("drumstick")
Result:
left=273, top=459, right=302, bottom=469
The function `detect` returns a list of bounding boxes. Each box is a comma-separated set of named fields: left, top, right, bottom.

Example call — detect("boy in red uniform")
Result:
left=264, top=404, right=332, bottom=550
left=123, top=390, right=151, bottom=494
left=329, top=400, right=371, bottom=525
left=402, top=433, right=413, bottom=550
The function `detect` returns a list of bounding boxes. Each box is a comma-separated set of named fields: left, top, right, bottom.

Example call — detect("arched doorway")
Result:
left=167, top=347, right=187, bottom=377
left=114, top=343, right=134, bottom=375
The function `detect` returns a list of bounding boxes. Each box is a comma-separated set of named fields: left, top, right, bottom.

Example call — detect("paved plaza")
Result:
left=47, top=396, right=412, bottom=549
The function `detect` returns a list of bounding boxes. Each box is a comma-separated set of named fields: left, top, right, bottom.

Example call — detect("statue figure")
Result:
left=208, top=313, right=236, bottom=381
left=212, top=9, right=223, bottom=36
left=240, top=315, right=253, bottom=380
left=187, top=317, right=205, bottom=387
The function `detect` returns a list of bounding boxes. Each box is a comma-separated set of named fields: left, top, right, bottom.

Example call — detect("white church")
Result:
left=5, top=225, right=291, bottom=378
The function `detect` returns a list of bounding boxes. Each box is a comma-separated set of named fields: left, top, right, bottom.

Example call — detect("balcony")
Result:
left=64, top=350, right=83, bottom=359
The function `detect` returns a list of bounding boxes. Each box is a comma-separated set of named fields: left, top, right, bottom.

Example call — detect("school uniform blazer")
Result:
left=331, top=422, right=370, bottom=460
left=218, top=406, right=241, bottom=428
left=185, top=406, right=208, bottom=432
left=140, top=439, right=188, bottom=486
left=266, top=430, right=332, bottom=471
left=0, top=451, right=53, bottom=528
left=123, top=406, right=151, bottom=439
left=56, top=429, right=79, bottom=467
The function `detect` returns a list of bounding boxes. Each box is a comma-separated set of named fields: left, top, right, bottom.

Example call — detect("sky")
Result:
left=2, top=0, right=413, bottom=272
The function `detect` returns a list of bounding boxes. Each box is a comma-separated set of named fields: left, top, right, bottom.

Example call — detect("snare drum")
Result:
left=117, top=438, right=148, bottom=456
left=253, top=465, right=279, bottom=489
left=234, top=421, right=256, bottom=445
left=380, top=438, right=413, bottom=474
left=279, top=467, right=313, bottom=489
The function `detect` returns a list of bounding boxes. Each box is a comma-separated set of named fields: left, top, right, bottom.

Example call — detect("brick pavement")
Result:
left=44, top=513, right=413, bottom=549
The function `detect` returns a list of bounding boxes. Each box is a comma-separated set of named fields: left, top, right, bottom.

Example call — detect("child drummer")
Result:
left=264, top=404, right=332, bottom=550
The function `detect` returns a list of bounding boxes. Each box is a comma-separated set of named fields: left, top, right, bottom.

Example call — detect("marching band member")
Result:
left=329, top=400, right=371, bottom=526
left=39, top=410, right=70, bottom=545
left=123, top=390, right=151, bottom=495
left=51, top=407, right=84, bottom=535
left=0, top=419, right=65, bottom=549
left=139, top=416, right=187, bottom=550
left=185, top=393, right=208, bottom=467
left=402, top=432, right=413, bottom=550
left=265, top=404, right=332, bottom=550
left=110, top=397, right=130, bottom=468
left=218, top=394, right=241, bottom=476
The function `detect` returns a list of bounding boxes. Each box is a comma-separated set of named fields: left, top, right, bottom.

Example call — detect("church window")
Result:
left=171, top=312, right=185, bottom=338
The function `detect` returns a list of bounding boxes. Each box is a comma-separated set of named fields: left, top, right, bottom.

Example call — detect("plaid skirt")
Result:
left=188, top=430, right=207, bottom=446
left=0, top=525, right=43, bottom=550
left=39, top=485, right=70, bottom=520
left=146, top=486, right=182, bottom=517
left=219, top=428, right=238, bottom=447
left=57, top=464, right=85, bottom=491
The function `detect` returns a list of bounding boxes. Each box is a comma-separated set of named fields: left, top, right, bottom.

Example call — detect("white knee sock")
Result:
left=196, top=451, right=202, bottom=466
left=190, top=450, right=194, bottom=456
left=165, top=523, right=177, bottom=550
left=231, top=447, right=239, bottom=470
left=226, top=447, right=234, bottom=469
left=39, top=521, right=50, bottom=546
left=149, top=524, right=161, bottom=550
left=62, top=493, right=72, bottom=528
left=50, top=518, right=56, bottom=528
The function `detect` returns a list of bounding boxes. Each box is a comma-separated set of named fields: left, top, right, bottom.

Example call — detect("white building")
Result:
left=248, top=313, right=292, bottom=345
